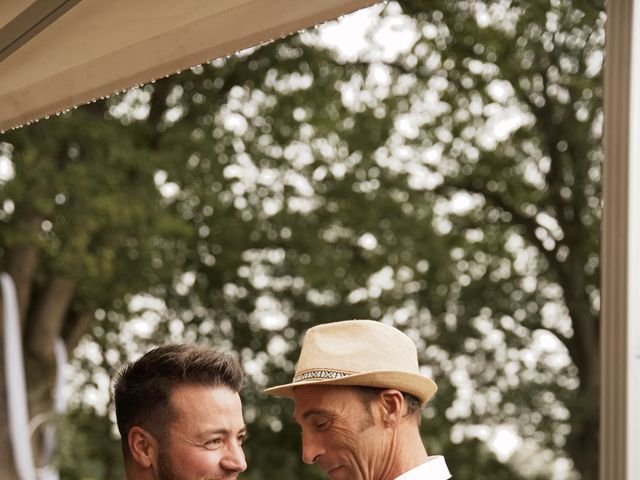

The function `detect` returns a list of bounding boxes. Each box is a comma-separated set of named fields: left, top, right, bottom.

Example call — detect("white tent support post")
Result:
left=1, top=273, right=37, bottom=480
left=602, top=0, right=633, bottom=479
left=627, top=0, right=640, bottom=477
left=1, top=274, right=66, bottom=480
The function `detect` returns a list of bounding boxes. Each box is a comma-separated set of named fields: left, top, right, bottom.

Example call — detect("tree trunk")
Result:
left=564, top=334, right=600, bottom=480
left=568, top=408, right=599, bottom=480
left=565, top=359, right=600, bottom=480
left=557, top=249, right=600, bottom=480
left=25, top=277, right=75, bottom=464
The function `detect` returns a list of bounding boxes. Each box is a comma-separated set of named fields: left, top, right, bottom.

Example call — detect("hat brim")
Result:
left=264, top=371, right=437, bottom=406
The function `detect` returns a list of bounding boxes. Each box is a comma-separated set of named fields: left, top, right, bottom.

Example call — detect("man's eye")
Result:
left=206, top=438, right=224, bottom=447
left=237, top=434, right=248, bottom=445
left=315, top=421, right=330, bottom=432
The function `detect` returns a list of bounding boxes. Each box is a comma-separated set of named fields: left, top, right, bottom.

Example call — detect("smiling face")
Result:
left=293, top=385, right=394, bottom=480
left=155, top=385, right=247, bottom=480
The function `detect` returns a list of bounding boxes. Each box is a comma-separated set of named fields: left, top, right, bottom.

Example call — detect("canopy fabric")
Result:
left=0, top=0, right=379, bottom=132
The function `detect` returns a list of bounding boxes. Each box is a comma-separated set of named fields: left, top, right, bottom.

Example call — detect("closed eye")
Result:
left=314, top=421, right=331, bottom=432
left=205, top=438, right=224, bottom=448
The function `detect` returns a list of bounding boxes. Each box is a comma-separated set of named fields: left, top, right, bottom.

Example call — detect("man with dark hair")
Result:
left=265, top=320, right=451, bottom=480
left=114, top=344, right=247, bottom=480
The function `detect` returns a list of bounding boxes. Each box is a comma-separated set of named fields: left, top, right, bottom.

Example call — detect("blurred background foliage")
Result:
left=0, top=0, right=603, bottom=478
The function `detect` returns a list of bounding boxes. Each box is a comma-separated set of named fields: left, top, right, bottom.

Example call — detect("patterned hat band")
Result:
left=293, top=369, right=356, bottom=383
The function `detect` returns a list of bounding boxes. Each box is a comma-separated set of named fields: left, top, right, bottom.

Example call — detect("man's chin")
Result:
left=327, top=465, right=348, bottom=480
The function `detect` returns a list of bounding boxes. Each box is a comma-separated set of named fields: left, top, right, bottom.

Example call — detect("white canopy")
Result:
left=0, top=0, right=378, bottom=131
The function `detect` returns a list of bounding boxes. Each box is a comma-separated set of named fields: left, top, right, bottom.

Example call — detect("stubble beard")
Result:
left=156, top=448, right=238, bottom=480
left=157, top=449, right=181, bottom=480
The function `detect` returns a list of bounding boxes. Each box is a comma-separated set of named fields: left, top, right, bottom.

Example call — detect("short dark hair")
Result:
left=355, top=386, right=422, bottom=425
left=113, top=344, right=243, bottom=459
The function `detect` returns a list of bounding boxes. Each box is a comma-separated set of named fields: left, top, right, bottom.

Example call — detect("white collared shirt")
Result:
left=394, top=455, right=451, bottom=480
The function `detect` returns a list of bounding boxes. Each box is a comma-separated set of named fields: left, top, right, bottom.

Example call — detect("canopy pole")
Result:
left=0, top=0, right=81, bottom=63
left=601, top=0, right=633, bottom=479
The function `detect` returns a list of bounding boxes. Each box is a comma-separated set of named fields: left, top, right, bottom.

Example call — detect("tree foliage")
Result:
left=0, top=1, right=603, bottom=479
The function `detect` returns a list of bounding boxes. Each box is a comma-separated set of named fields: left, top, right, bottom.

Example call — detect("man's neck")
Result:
left=383, top=427, right=429, bottom=480
left=398, top=430, right=429, bottom=475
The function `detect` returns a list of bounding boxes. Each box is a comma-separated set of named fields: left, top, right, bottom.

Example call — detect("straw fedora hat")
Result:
left=264, top=320, right=437, bottom=405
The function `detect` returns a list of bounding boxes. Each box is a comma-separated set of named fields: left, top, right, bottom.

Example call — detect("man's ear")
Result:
left=378, top=389, right=404, bottom=427
left=128, top=426, right=158, bottom=468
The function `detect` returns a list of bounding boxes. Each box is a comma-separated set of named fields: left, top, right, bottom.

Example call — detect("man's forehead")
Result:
left=292, top=384, right=361, bottom=419
left=170, top=383, right=238, bottom=403
left=169, top=385, right=243, bottom=422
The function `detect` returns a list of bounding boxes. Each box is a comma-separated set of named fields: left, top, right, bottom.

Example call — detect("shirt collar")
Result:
left=394, top=455, right=451, bottom=480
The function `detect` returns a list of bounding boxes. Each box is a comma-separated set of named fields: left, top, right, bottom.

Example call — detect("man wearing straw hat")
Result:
left=265, top=319, right=451, bottom=480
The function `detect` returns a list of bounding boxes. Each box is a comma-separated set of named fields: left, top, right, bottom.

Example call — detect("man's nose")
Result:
left=221, top=440, right=247, bottom=472
left=301, top=432, right=324, bottom=465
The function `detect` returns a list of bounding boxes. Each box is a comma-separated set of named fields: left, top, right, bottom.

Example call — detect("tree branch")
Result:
left=437, top=180, right=566, bottom=276
left=63, top=311, right=94, bottom=353
left=26, top=277, right=75, bottom=362
left=6, top=244, right=40, bottom=328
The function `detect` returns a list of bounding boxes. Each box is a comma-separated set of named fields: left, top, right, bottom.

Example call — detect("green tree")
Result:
left=393, top=2, right=603, bottom=478
left=0, top=1, right=603, bottom=479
